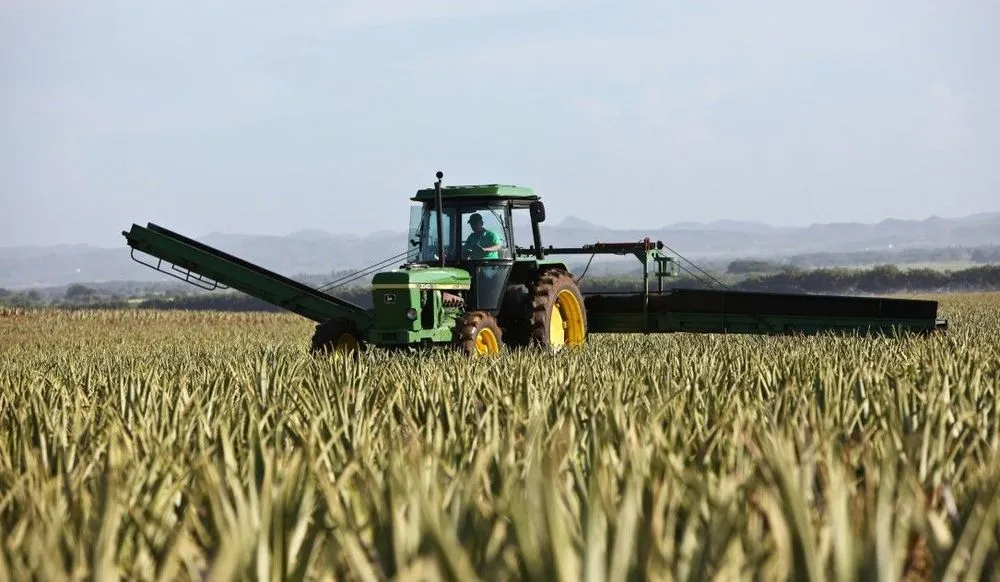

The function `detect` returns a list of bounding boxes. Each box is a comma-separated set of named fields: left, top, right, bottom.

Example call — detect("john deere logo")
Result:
left=384, top=293, right=396, bottom=304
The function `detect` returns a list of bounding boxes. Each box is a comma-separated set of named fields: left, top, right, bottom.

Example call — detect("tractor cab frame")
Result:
left=405, top=177, right=553, bottom=316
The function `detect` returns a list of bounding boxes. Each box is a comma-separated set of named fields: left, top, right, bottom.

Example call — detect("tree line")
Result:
left=581, top=265, right=1000, bottom=295
left=3, top=264, right=998, bottom=313
left=733, top=264, right=1000, bottom=294
left=725, top=244, right=1000, bottom=273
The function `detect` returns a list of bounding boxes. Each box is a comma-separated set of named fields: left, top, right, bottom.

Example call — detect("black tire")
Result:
left=453, top=311, right=504, bottom=356
left=310, top=319, right=364, bottom=355
left=527, top=268, right=587, bottom=350
left=497, top=283, right=533, bottom=347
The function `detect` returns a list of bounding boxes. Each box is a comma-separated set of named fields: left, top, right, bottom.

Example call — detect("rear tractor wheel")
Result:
left=529, top=268, right=587, bottom=350
left=310, top=319, right=364, bottom=356
left=453, top=311, right=503, bottom=356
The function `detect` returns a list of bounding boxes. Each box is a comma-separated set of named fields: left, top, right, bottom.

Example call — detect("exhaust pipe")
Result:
left=434, top=171, right=445, bottom=267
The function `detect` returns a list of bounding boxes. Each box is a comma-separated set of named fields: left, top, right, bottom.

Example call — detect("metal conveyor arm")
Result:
left=122, top=222, right=370, bottom=326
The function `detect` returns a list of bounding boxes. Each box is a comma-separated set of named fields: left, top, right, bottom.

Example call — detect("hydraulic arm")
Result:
left=122, top=223, right=371, bottom=327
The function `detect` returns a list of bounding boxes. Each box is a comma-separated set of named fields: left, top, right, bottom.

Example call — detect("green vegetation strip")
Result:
left=0, top=294, right=998, bottom=580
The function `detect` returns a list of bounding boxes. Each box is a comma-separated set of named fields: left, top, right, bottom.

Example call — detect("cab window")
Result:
left=460, top=206, right=510, bottom=260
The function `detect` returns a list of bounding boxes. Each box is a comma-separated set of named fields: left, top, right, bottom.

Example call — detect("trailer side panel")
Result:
left=584, top=288, right=942, bottom=335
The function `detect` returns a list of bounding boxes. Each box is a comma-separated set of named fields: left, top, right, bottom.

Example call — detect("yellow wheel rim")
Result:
left=335, top=332, right=359, bottom=353
left=474, top=327, right=500, bottom=355
left=549, top=301, right=565, bottom=347
left=549, top=289, right=586, bottom=348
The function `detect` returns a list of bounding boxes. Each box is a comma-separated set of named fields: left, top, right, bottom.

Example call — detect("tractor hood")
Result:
left=371, top=266, right=471, bottom=290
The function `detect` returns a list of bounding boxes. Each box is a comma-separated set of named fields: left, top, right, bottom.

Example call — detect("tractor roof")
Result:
left=411, top=184, right=539, bottom=202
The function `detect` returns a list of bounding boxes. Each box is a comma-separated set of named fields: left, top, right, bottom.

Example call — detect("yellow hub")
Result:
left=474, top=327, right=500, bottom=355
left=549, top=289, right=585, bottom=348
left=549, top=301, right=565, bottom=347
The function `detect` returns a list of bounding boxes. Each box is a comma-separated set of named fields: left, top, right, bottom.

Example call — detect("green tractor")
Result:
left=122, top=171, right=947, bottom=356
left=318, top=171, right=588, bottom=355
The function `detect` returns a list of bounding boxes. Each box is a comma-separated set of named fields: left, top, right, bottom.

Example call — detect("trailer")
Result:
left=122, top=171, right=947, bottom=355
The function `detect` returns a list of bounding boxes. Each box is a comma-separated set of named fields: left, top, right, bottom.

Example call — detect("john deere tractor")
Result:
left=121, top=171, right=947, bottom=356
left=314, top=171, right=592, bottom=355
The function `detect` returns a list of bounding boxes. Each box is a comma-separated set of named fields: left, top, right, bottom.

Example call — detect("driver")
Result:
left=463, top=213, right=503, bottom=259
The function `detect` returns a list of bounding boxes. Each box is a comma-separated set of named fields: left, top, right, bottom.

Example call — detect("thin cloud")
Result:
left=324, top=0, right=593, bottom=29
left=923, top=81, right=972, bottom=151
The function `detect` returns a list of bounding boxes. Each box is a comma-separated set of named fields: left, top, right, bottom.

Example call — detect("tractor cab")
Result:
left=365, top=172, right=576, bottom=352
left=405, top=180, right=546, bottom=313
left=407, top=199, right=515, bottom=262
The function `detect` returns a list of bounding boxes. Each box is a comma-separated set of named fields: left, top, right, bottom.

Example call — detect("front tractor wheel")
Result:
left=454, top=311, right=503, bottom=356
left=530, top=269, right=587, bottom=350
left=310, top=319, right=364, bottom=356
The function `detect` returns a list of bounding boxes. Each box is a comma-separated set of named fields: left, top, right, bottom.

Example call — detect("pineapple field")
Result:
left=1, top=292, right=998, bottom=581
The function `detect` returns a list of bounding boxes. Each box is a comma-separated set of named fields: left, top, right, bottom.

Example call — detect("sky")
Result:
left=1, top=0, right=998, bottom=248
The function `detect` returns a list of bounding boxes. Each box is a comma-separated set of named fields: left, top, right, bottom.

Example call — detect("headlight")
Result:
left=406, top=308, right=418, bottom=320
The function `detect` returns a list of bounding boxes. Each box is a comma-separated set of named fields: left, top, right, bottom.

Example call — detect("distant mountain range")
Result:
left=1, top=212, right=998, bottom=289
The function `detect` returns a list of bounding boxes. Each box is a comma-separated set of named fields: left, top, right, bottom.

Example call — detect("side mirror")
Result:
left=530, top=201, right=546, bottom=223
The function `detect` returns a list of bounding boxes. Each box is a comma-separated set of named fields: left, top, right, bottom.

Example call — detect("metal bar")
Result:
left=168, top=261, right=230, bottom=290
left=130, top=248, right=226, bottom=291
left=319, top=248, right=416, bottom=290
left=531, top=224, right=544, bottom=260
left=642, top=253, right=649, bottom=332
left=435, top=171, right=445, bottom=268
left=657, top=256, right=667, bottom=294
left=518, top=239, right=664, bottom=257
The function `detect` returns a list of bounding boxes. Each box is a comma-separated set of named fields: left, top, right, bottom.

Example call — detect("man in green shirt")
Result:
left=463, top=213, right=503, bottom=259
